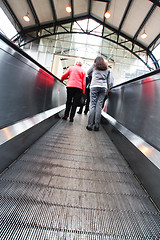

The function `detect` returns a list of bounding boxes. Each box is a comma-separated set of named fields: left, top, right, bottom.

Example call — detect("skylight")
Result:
left=0, top=8, right=17, bottom=39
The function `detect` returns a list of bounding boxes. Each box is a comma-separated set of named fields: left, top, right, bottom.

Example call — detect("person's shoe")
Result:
left=70, top=119, right=74, bottom=122
left=77, top=111, right=82, bottom=114
left=62, top=116, right=68, bottom=120
left=94, top=126, right=99, bottom=131
left=86, top=126, right=92, bottom=131
left=84, top=111, right=88, bottom=115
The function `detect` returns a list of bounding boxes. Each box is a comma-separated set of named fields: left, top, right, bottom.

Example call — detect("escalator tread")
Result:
left=1, top=115, right=159, bottom=239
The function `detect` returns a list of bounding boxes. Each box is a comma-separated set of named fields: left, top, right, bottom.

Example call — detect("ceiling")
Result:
left=1, top=0, right=160, bottom=69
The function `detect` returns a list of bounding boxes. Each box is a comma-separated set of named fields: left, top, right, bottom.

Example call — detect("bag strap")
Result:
left=106, top=70, right=110, bottom=89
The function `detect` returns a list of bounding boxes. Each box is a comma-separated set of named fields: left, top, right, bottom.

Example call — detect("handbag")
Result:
left=77, top=94, right=85, bottom=107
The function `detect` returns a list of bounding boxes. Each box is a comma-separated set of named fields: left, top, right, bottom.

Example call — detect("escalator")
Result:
left=1, top=115, right=159, bottom=239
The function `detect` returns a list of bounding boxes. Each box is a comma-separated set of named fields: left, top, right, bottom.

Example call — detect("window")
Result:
left=0, top=8, right=17, bottom=39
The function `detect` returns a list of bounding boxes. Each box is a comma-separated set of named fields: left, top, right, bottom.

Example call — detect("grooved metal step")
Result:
left=0, top=115, right=159, bottom=239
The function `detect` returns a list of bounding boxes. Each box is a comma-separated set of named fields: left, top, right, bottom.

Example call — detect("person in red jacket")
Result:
left=61, top=58, right=86, bottom=122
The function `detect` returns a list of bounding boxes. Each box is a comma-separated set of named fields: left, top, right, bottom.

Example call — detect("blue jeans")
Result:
left=88, top=87, right=107, bottom=129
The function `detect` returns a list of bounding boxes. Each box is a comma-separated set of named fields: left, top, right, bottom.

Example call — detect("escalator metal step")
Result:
left=0, top=115, right=159, bottom=239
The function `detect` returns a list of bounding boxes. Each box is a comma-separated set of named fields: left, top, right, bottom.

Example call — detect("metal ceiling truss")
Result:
left=149, top=0, right=160, bottom=7
left=88, top=0, right=92, bottom=16
left=94, top=0, right=111, bottom=2
left=26, top=0, right=40, bottom=26
left=133, top=4, right=157, bottom=41
left=148, top=33, right=160, bottom=50
left=70, top=0, right=74, bottom=20
left=14, top=15, right=157, bottom=70
left=102, top=0, right=111, bottom=36
left=2, top=0, right=159, bottom=69
left=117, top=0, right=134, bottom=42
left=49, top=0, right=57, bottom=22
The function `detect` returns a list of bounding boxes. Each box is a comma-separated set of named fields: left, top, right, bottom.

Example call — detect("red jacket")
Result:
left=61, top=64, right=86, bottom=94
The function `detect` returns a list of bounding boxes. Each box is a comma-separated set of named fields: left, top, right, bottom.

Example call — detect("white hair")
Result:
left=75, top=58, right=83, bottom=66
left=105, top=60, right=109, bottom=66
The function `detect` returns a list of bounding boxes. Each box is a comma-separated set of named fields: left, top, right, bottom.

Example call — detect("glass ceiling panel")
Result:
left=124, top=41, right=132, bottom=49
left=75, top=19, right=88, bottom=31
left=86, top=35, right=102, bottom=46
left=152, top=43, right=160, bottom=62
left=72, top=22, right=83, bottom=31
left=72, top=33, right=87, bottom=44
left=103, top=28, right=113, bottom=35
left=88, top=19, right=101, bottom=31
left=48, top=35, right=57, bottom=40
left=18, top=16, right=158, bottom=84
left=57, top=26, right=67, bottom=33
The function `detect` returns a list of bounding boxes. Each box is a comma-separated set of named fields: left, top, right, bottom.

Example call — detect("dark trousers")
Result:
left=65, top=87, right=82, bottom=119
left=78, top=88, right=90, bottom=114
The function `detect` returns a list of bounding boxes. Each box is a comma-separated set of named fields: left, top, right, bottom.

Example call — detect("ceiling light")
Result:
left=104, top=11, right=110, bottom=19
left=66, top=6, right=72, bottom=13
left=23, top=12, right=30, bottom=22
left=141, top=31, right=147, bottom=39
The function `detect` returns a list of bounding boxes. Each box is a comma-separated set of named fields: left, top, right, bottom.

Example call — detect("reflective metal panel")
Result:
left=0, top=35, right=66, bottom=173
left=103, top=70, right=160, bottom=209
left=0, top=105, right=65, bottom=146
left=102, top=112, right=160, bottom=209
left=102, top=112, right=160, bottom=170
left=106, top=72, right=160, bottom=151
left=0, top=105, right=65, bottom=173
left=0, top=37, right=66, bottom=129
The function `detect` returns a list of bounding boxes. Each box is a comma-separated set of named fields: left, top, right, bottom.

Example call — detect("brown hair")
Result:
left=94, top=56, right=107, bottom=70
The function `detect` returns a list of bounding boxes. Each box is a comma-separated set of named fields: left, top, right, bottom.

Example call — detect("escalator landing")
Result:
left=1, top=114, right=159, bottom=239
